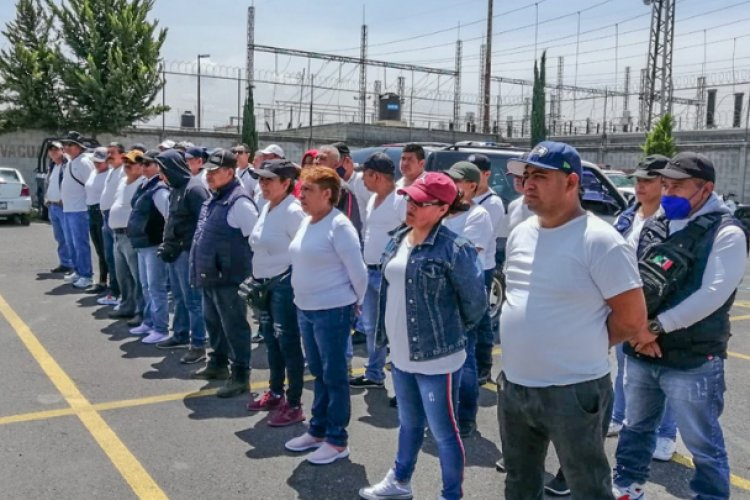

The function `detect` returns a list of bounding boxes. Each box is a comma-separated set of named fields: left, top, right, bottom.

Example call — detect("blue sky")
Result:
left=1, top=0, right=748, bottom=131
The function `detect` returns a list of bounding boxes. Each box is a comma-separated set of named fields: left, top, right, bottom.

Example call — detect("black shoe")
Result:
left=191, top=364, right=230, bottom=380
left=126, top=315, right=143, bottom=327
left=250, top=332, right=264, bottom=344
left=495, top=457, right=506, bottom=473
left=459, top=420, right=477, bottom=439
left=477, top=368, right=492, bottom=386
left=108, top=309, right=135, bottom=319
left=389, top=396, right=398, bottom=408
left=217, top=372, right=249, bottom=398
left=50, top=265, right=72, bottom=274
left=180, top=348, right=207, bottom=364
left=349, top=375, right=385, bottom=388
left=156, top=337, right=189, bottom=350
left=544, top=469, right=570, bottom=496
left=85, top=283, right=108, bottom=295
left=351, top=330, right=367, bottom=344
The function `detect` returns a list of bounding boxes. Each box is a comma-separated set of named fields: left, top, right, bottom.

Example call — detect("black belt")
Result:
left=367, top=264, right=381, bottom=271
left=47, top=201, right=62, bottom=207
left=88, top=204, right=100, bottom=211
left=113, top=228, right=127, bottom=234
left=254, top=268, right=291, bottom=284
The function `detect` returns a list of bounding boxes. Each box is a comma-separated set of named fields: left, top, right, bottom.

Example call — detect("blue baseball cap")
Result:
left=185, top=146, right=207, bottom=160
left=507, top=141, right=582, bottom=178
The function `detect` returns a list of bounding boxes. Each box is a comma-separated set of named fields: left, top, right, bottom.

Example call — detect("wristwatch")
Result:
left=648, top=318, right=666, bottom=336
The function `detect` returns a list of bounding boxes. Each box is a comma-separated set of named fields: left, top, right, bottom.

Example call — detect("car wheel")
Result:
left=489, top=268, right=506, bottom=321
left=17, top=214, right=31, bottom=226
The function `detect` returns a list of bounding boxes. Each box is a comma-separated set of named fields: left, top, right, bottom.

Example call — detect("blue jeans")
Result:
left=62, top=211, right=92, bottom=278
left=458, top=331, right=478, bottom=425
left=48, top=204, right=72, bottom=268
left=101, top=211, right=120, bottom=297
left=391, top=366, right=464, bottom=500
left=136, top=246, right=168, bottom=334
left=614, top=356, right=729, bottom=499
left=297, top=304, right=354, bottom=447
left=168, top=251, right=205, bottom=347
left=362, top=268, right=387, bottom=383
left=613, top=344, right=677, bottom=439
left=259, top=274, right=304, bottom=406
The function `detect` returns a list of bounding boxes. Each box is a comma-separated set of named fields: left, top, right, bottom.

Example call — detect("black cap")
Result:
left=466, top=153, right=491, bottom=172
left=143, top=149, right=162, bottom=164
left=630, top=154, right=669, bottom=179
left=60, top=131, right=86, bottom=148
left=250, top=159, right=299, bottom=180
left=361, top=152, right=395, bottom=175
left=332, top=142, right=350, bottom=157
left=205, top=148, right=237, bottom=170
left=660, top=152, right=715, bottom=183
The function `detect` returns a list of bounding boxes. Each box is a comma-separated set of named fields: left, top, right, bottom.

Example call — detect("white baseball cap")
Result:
left=158, top=139, right=176, bottom=150
left=260, top=144, right=285, bottom=158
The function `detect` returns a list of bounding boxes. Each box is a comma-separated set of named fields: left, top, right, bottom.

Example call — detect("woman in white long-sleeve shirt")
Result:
left=284, top=166, right=367, bottom=466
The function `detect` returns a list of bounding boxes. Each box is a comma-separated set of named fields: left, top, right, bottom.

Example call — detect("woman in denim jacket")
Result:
left=359, top=172, right=487, bottom=500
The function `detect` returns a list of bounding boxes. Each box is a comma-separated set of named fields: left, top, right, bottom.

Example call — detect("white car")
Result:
left=604, top=169, right=636, bottom=202
left=0, top=167, right=32, bottom=225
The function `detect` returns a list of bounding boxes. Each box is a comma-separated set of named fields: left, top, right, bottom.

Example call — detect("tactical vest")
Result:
left=613, top=202, right=639, bottom=236
left=127, top=176, right=167, bottom=249
left=189, top=179, right=254, bottom=288
left=625, top=211, right=745, bottom=368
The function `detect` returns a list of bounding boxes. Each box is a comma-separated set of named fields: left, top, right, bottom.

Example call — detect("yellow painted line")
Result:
left=733, top=300, right=750, bottom=308
left=0, top=407, right=78, bottom=425
left=728, top=351, right=750, bottom=361
left=672, top=452, right=750, bottom=491
left=0, top=295, right=167, bottom=500
left=730, top=315, right=750, bottom=322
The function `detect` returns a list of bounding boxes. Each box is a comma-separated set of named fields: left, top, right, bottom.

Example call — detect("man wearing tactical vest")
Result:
left=189, top=149, right=259, bottom=398
left=613, top=152, right=748, bottom=500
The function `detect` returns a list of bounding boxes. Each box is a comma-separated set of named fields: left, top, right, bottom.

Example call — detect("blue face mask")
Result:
left=335, top=166, right=346, bottom=178
left=660, top=187, right=703, bottom=220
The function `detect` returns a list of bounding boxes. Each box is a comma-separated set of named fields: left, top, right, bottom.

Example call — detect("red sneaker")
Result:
left=268, top=402, right=306, bottom=427
left=246, top=390, right=284, bottom=412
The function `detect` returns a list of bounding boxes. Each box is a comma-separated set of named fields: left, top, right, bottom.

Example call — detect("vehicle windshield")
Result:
left=606, top=173, right=634, bottom=188
left=0, top=170, right=20, bottom=182
left=424, top=151, right=517, bottom=206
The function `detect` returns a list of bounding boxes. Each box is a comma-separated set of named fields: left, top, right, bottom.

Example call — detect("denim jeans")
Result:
left=202, top=285, right=252, bottom=373
left=136, top=246, right=169, bottom=334
left=49, top=204, right=73, bottom=268
left=612, top=343, right=678, bottom=439
left=113, top=232, right=142, bottom=316
left=361, top=268, right=387, bottom=383
left=62, top=210, right=92, bottom=278
left=475, top=269, right=496, bottom=377
left=258, top=273, right=304, bottom=406
left=168, top=251, right=205, bottom=347
left=87, top=205, right=107, bottom=285
left=498, top=372, right=614, bottom=500
left=392, top=366, right=464, bottom=500
left=458, top=331, right=478, bottom=425
left=297, top=304, right=353, bottom=447
left=101, top=210, right=120, bottom=297
left=614, top=356, right=729, bottom=499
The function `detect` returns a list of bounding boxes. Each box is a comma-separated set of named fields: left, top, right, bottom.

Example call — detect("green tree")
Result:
left=0, top=0, right=67, bottom=132
left=241, top=85, right=259, bottom=155
left=530, top=50, right=547, bottom=147
left=46, top=0, right=168, bottom=134
left=641, top=113, right=677, bottom=157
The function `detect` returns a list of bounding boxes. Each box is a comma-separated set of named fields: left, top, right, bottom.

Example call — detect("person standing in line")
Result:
left=189, top=149, right=258, bottom=398
left=498, top=141, right=647, bottom=499
left=284, top=166, right=367, bottom=465
left=185, top=146, right=209, bottom=189
left=108, top=150, right=146, bottom=326
left=83, top=147, right=111, bottom=295
left=244, top=160, right=307, bottom=427
left=505, top=170, right=534, bottom=235
left=332, top=142, right=371, bottom=225
left=126, top=150, right=171, bottom=345
left=97, top=142, right=126, bottom=307
left=44, top=141, right=73, bottom=275
left=349, top=153, right=405, bottom=390
left=60, top=131, right=95, bottom=289
left=153, top=149, right=210, bottom=364
left=234, top=143, right=257, bottom=198
left=359, top=172, right=486, bottom=500
left=293, top=149, right=318, bottom=198
left=442, top=161, right=493, bottom=439
left=315, top=145, right=362, bottom=235
left=396, top=143, right=427, bottom=188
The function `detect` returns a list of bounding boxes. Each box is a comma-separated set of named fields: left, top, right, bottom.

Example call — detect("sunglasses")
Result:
left=404, top=194, right=444, bottom=208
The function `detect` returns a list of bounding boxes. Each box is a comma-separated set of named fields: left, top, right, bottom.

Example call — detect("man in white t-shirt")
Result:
left=44, top=141, right=73, bottom=274
left=498, top=141, right=649, bottom=499
left=395, top=143, right=427, bottom=189
left=84, top=147, right=111, bottom=295
left=97, top=142, right=126, bottom=306
left=349, top=153, right=405, bottom=390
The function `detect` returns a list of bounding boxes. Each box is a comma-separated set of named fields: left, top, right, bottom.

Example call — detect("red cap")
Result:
left=397, top=172, right=457, bottom=205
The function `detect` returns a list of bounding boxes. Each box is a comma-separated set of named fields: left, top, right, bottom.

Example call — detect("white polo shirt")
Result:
left=363, top=190, right=406, bottom=265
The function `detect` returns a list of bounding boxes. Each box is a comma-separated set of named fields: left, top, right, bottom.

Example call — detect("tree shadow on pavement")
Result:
left=287, top=458, right=368, bottom=500
left=354, top=389, right=399, bottom=430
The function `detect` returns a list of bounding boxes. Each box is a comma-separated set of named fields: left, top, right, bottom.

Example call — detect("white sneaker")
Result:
left=142, top=331, right=170, bottom=344
left=285, top=432, right=324, bottom=452
left=129, top=323, right=153, bottom=336
left=613, top=482, right=645, bottom=499
left=113, top=302, right=122, bottom=311
left=359, top=469, right=413, bottom=500
left=607, top=421, right=624, bottom=437
left=652, top=437, right=677, bottom=461
left=63, top=272, right=79, bottom=284
left=97, top=294, right=119, bottom=306
left=72, top=276, right=93, bottom=289
left=306, top=442, right=349, bottom=465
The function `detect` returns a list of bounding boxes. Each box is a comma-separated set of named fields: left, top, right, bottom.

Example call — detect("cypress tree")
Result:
left=530, top=50, right=547, bottom=147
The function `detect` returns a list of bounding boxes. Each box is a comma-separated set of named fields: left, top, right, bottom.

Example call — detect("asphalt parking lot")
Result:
left=1, top=221, right=750, bottom=499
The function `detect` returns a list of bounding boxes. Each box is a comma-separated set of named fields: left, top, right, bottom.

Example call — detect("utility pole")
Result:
left=640, top=0, right=676, bottom=130
left=246, top=5, right=255, bottom=92
left=454, top=39, right=462, bottom=127
left=359, top=18, right=368, bottom=124
left=482, top=0, right=493, bottom=134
